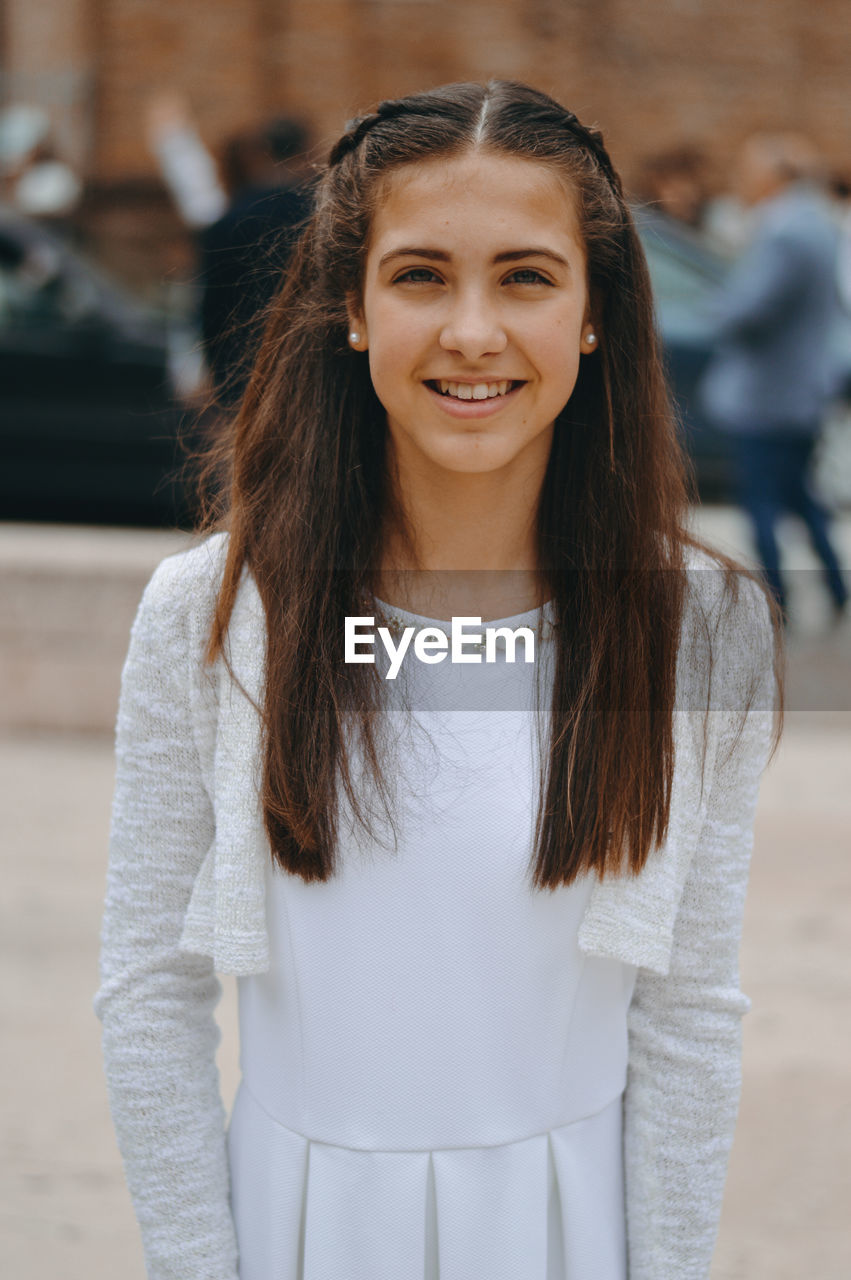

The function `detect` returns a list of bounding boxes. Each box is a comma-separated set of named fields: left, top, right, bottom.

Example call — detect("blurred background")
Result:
left=2, top=0, right=851, bottom=521
left=1, top=2, right=850, bottom=1277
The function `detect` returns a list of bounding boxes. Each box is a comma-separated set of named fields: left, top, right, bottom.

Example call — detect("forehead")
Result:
left=368, top=150, right=583, bottom=260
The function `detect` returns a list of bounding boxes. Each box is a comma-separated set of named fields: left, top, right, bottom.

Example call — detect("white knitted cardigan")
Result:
left=95, top=533, right=777, bottom=1280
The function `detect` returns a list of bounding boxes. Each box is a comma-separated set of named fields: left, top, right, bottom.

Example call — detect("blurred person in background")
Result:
left=198, top=116, right=314, bottom=404
left=147, top=95, right=313, bottom=404
left=830, top=171, right=851, bottom=326
left=700, top=131, right=849, bottom=624
left=0, top=104, right=82, bottom=229
left=634, top=143, right=752, bottom=258
left=635, top=144, right=711, bottom=232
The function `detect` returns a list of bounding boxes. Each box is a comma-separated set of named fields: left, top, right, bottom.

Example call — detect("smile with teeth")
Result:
left=428, top=379, right=522, bottom=401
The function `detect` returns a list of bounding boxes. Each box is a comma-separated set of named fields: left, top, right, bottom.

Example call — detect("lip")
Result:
left=423, top=379, right=526, bottom=419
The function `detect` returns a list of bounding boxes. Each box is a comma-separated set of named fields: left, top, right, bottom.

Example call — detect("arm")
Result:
left=711, top=229, right=810, bottom=343
left=624, top=589, right=777, bottom=1279
left=94, top=557, right=239, bottom=1280
left=146, top=93, right=227, bottom=230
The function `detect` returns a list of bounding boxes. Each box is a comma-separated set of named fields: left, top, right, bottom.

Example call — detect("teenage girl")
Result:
left=96, top=80, right=782, bottom=1280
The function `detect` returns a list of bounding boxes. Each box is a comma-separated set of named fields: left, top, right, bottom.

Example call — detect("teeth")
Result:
left=437, top=379, right=514, bottom=400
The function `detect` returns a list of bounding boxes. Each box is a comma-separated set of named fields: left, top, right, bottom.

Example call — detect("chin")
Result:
left=386, top=416, right=554, bottom=479
left=428, top=439, right=523, bottom=475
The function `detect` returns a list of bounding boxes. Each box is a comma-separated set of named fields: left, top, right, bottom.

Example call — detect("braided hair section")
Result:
left=327, top=107, right=391, bottom=167
left=560, top=113, right=623, bottom=198
left=328, top=96, right=454, bottom=167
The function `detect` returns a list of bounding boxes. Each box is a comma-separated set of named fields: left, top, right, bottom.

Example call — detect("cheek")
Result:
left=538, top=327, right=583, bottom=389
left=532, top=303, right=584, bottom=351
left=368, top=311, right=430, bottom=381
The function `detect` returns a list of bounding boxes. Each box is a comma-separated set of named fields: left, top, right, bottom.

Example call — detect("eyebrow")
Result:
left=378, top=246, right=570, bottom=269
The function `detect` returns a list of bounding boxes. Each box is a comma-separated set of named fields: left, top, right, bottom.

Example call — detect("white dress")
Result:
left=227, top=602, right=637, bottom=1280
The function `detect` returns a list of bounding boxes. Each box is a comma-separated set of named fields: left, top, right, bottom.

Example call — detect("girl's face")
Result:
left=348, top=149, right=597, bottom=484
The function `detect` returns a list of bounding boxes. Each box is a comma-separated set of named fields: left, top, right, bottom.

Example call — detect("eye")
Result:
left=393, top=266, right=442, bottom=284
left=504, top=267, right=554, bottom=286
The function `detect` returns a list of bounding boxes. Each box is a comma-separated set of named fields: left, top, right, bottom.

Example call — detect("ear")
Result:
left=346, top=295, right=368, bottom=351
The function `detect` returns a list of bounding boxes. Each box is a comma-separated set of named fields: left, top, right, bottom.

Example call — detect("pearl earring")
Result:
left=349, top=331, right=360, bottom=346
left=586, top=331, right=597, bottom=345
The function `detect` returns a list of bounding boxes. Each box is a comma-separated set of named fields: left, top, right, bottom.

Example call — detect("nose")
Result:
left=439, top=288, right=507, bottom=359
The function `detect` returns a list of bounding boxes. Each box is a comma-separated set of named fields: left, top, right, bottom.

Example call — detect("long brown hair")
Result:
left=203, top=80, right=782, bottom=887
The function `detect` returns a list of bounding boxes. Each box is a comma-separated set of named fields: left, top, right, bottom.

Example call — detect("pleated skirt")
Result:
left=228, top=1081, right=626, bottom=1280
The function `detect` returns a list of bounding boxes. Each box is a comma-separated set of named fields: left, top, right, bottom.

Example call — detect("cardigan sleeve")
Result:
left=623, top=578, right=778, bottom=1279
left=94, top=551, right=239, bottom=1280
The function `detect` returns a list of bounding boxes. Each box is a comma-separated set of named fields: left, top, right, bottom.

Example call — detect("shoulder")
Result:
left=138, top=532, right=229, bottom=611
left=130, top=532, right=230, bottom=660
left=680, top=543, right=778, bottom=722
left=683, top=543, right=773, bottom=632
left=132, top=531, right=267, bottom=703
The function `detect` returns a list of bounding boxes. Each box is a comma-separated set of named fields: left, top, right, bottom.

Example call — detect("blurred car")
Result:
left=634, top=207, right=734, bottom=501
left=0, top=207, right=204, bottom=526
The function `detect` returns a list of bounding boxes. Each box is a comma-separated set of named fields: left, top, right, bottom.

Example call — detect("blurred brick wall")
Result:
left=4, top=0, right=850, bottom=283
left=6, top=0, right=851, bottom=178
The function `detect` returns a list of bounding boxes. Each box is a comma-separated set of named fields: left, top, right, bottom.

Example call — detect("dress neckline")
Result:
left=370, top=595, right=555, bottom=636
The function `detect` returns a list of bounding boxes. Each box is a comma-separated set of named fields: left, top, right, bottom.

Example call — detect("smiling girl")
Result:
left=96, top=81, right=782, bottom=1280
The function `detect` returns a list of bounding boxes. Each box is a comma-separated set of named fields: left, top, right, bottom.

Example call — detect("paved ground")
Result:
left=1, top=510, right=849, bottom=1277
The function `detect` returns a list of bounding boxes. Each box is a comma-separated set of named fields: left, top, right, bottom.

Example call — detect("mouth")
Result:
left=424, top=378, right=526, bottom=402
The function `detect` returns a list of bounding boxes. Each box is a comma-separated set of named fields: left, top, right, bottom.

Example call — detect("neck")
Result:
left=378, top=459, right=548, bottom=620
